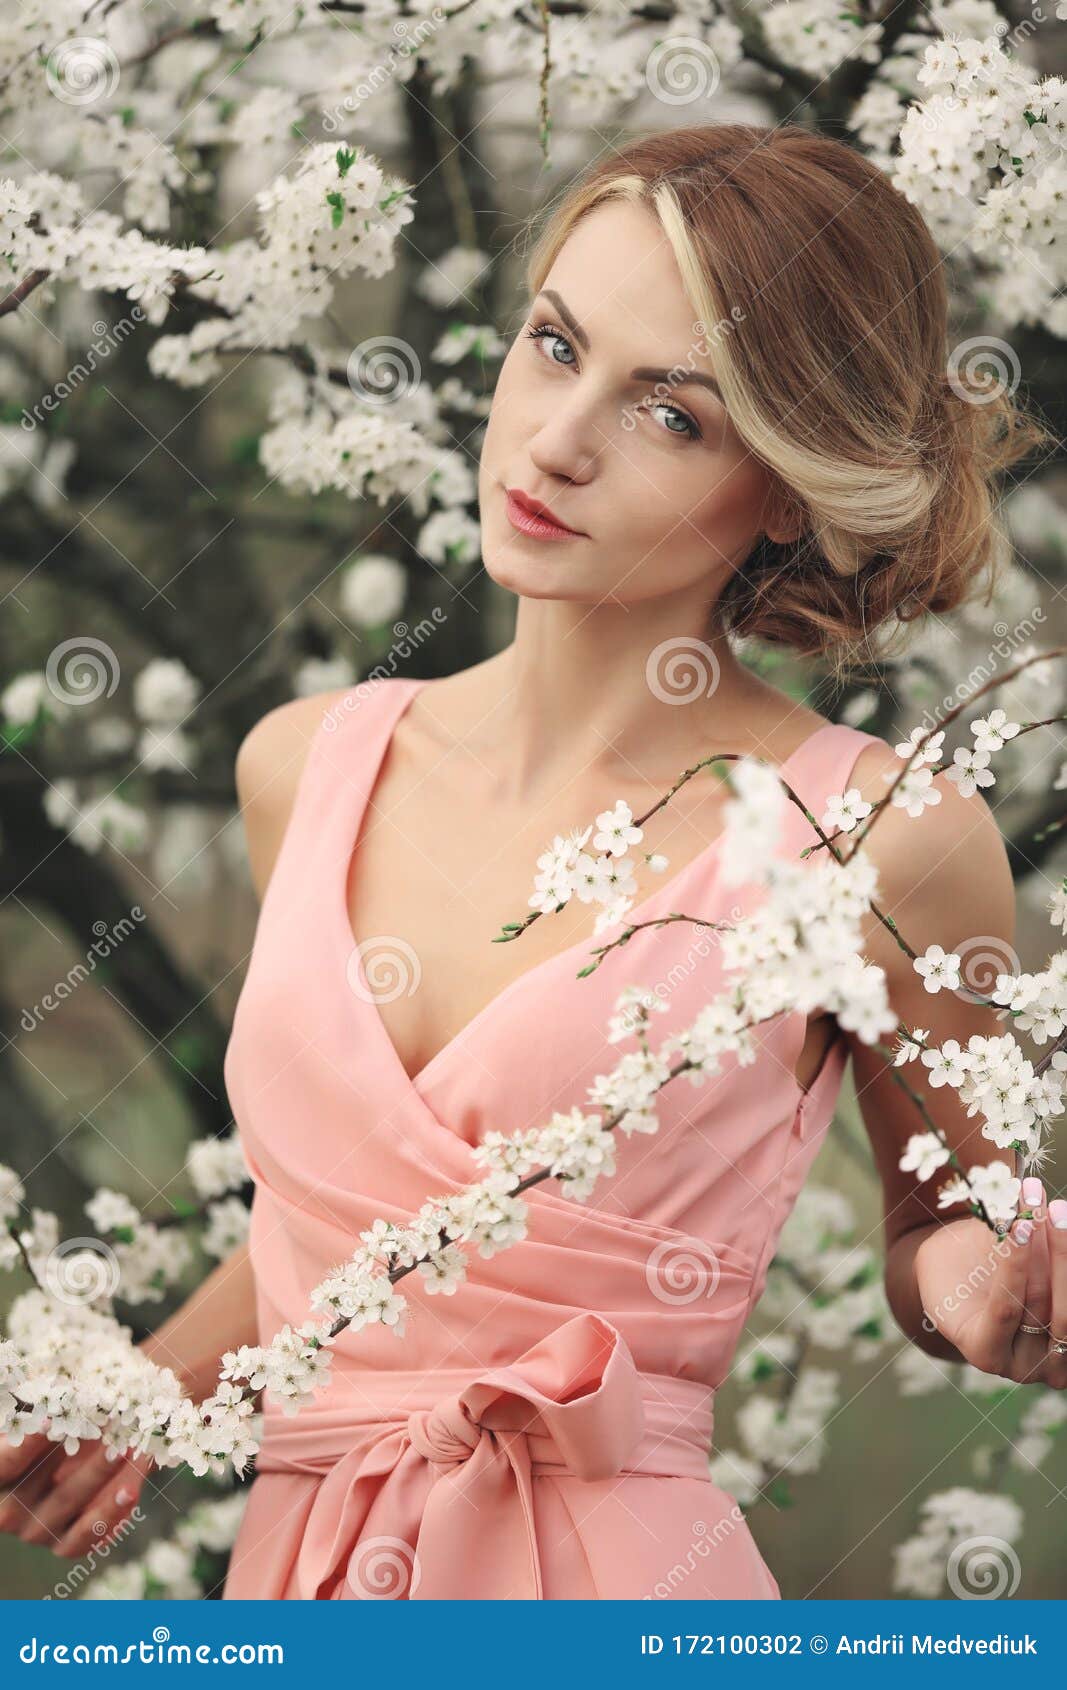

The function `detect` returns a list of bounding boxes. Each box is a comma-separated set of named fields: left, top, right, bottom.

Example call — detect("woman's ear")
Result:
left=762, top=483, right=806, bottom=547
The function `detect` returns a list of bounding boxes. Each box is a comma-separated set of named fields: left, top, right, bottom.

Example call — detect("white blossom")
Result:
left=969, top=708, right=1021, bottom=755
left=339, top=554, right=407, bottom=627
left=913, top=944, right=962, bottom=994
left=821, top=787, right=873, bottom=834
left=944, top=745, right=995, bottom=798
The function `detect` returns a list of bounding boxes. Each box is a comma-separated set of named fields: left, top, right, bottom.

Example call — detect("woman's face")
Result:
left=478, top=198, right=785, bottom=615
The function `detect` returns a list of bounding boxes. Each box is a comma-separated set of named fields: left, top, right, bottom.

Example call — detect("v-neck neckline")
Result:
left=335, top=675, right=838, bottom=1097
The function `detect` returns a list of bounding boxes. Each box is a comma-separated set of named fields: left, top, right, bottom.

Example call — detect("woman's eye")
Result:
left=524, top=323, right=701, bottom=441
left=524, top=323, right=576, bottom=366
left=646, top=402, right=700, bottom=441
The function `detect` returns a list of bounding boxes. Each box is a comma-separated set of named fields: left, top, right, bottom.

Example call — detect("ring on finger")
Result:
left=1049, top=1333, right=1067, bottom=1355
left=1019, top=1322, right=1047, bottom=1335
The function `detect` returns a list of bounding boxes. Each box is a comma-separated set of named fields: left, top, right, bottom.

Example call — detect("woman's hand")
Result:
left=0, top=1431, right=152, bottom=1559
left=0, top=1339, right=163, bottom=1560
left=915, top=1181, right=1067, bottom=1387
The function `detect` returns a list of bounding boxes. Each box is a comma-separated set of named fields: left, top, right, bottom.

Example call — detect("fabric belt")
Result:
left=254, top=1311, right=716, bottom=1599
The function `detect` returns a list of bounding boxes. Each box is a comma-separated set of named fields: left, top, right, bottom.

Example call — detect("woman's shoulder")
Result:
left=834, top=726, right=1015, bottom=954
left=232, top=681, right=382, bottom=902
left=234, top=685, right=355, bottom=800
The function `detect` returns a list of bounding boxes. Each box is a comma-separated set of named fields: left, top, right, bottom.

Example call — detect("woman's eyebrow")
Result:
left=537, top=288, right=723, bottom=401
left=539, top=288, right=590, bottom=350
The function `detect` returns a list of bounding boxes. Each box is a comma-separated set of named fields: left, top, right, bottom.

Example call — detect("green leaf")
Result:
left=325, top=189, right=344, bottom=229
left=751, top=1355, right=780, bottom=1383
left=167, top=1031, right=205, bottom=1070
left=1, top=719, right=39, bottom=750
left=765, top=1477, right=795, bottom=1508
left=335, top=146, right=355, bottom=178
left=230, top=432, right=261, bottom=466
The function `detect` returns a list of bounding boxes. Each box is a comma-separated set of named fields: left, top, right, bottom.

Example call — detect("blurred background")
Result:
left=1, top=0, right=1065, bottom=1599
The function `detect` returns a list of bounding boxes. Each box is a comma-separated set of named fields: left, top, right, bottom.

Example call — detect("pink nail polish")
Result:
left=1013, top=1219, right=1033, bottom=1244
left=1048, top=1198, right=1067, bottom=1230
left=115, top=1488, right=134, bottom=1506
left=1022, top=1177, right=1044, bottom=1209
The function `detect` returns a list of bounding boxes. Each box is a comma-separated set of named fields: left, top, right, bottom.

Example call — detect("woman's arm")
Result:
left=0, top=683, right=358, bottom=1560
left=0, top=1240, right=259, bottom=1558
left=885, top=1215, right=1001, bottom=1364
left=834, top=740, right=1053, bottom=1377
left=139, top=1236, right=259, bottom=1397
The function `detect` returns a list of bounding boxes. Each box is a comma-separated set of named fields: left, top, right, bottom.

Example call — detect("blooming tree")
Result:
left=1, top=0, right=1066, bottom=1596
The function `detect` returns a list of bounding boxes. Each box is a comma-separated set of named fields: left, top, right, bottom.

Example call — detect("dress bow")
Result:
left=306, top=1304, right=642, bottom=1595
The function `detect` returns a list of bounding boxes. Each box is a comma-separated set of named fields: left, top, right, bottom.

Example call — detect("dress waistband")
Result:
left=252, top=1312, right=716, bottom=1598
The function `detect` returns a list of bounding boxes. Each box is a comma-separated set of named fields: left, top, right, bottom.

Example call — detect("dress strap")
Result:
left=781, top=721, right=891, bottom=849
left=254, top=678, right=404, bottom=919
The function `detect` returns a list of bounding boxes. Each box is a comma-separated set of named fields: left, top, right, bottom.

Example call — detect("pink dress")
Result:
left=221, top=674, right=885, bottom=1600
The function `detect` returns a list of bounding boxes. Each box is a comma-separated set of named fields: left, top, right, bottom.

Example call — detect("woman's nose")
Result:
left=526, top=400, right=602, bottom=484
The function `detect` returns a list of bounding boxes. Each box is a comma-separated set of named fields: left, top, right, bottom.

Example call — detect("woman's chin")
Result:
left=482, top=548, right=575, bottom=595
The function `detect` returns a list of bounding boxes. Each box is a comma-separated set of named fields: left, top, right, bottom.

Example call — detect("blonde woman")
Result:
left=2, top=122, right=1057, bottom=1599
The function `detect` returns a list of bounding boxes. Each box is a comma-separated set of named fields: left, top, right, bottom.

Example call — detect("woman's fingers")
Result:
left=0, top=1439, right=66, bottom=1537
left=1007, top=1181, right=1055, bottom=1383
left=17, top=1445, right=119, bottom=1549
left=52, top=1458, right=147, bottom=1561
left=1045, top=1195, right=1067, bottom=1385
left=0, top=1431, right=51, bottom=1491
left=971, top=1208, right=1040, bottom=1379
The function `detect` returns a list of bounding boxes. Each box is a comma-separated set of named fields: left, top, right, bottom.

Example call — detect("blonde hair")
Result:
left=525, top=123, right=1056, bottom=682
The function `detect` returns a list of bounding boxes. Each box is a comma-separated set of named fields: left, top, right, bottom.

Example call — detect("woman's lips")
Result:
left=505, top=489, right=582, bottom=541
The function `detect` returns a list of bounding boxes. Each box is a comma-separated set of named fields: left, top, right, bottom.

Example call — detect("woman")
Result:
left=2, top=122, right=1059, bottom=1598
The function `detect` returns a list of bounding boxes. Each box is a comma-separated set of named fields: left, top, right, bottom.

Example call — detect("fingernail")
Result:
left=115, top=1488, right=134, bottom=1506
left=1013, top=1219, right=1033, bottom=1244
left=1022, top=1177, right=1044, bottom=1209
left=1048, top=1199, right=1067, bottom=1229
